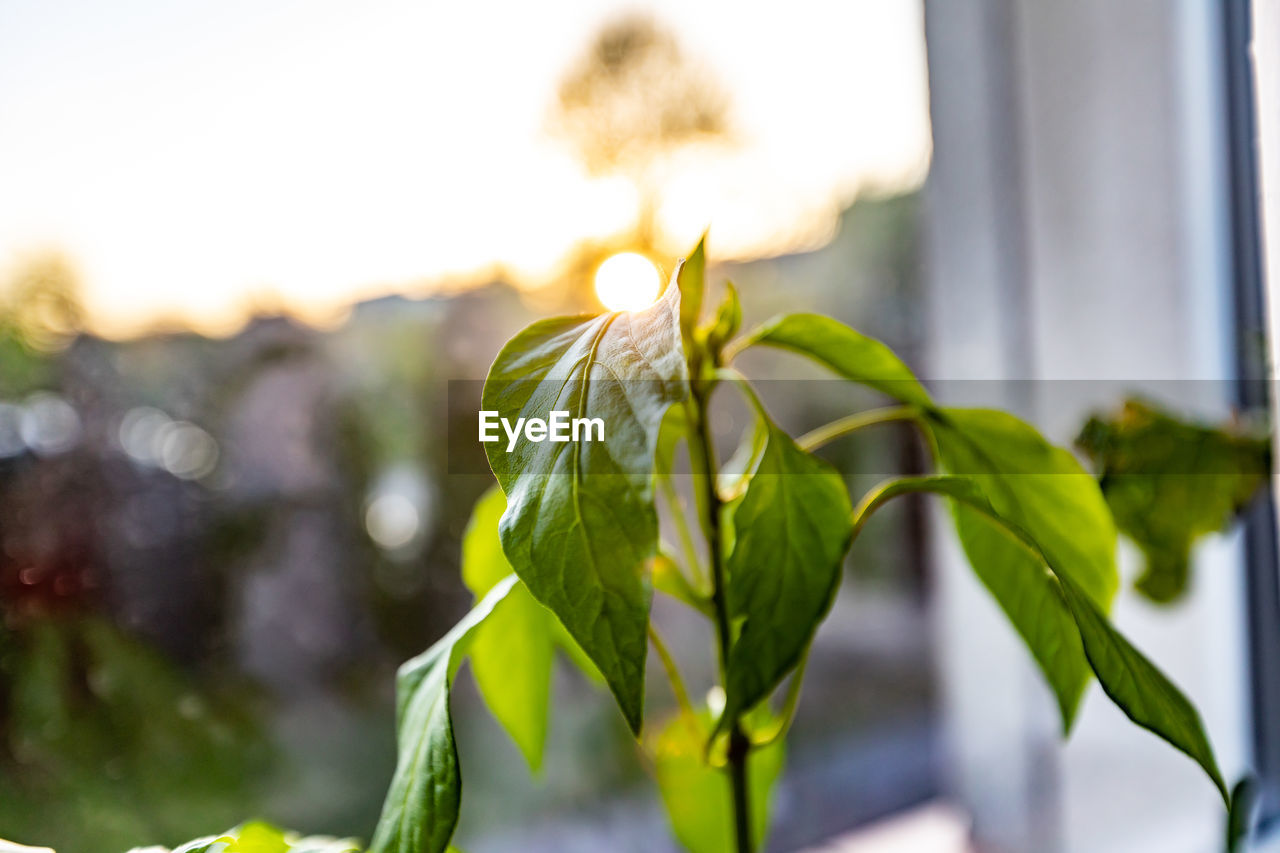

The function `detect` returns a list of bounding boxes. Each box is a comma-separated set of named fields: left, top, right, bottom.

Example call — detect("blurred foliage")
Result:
left=0, top=618, right=269, bottom=852
left=3, top=254, right=83, bottom=354
left=0, top=252, right=84, bottom=396
left=1076, top=398, right=1270, bottom=604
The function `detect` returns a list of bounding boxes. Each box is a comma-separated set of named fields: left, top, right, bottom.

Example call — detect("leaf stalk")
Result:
left=797, top=405, right=920, bottom=452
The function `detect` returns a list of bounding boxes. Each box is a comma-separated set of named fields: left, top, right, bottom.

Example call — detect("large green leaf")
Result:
left=720, top=408, right=853, bottom=728
left=929, top=408, right=1118, bottom=607
left=649, top=710, right=784, bottom=853
left=727, top=313, right=932, bottom=407
left=854, top=475, right=1225, bottom=801
left=926, top=407, right=1118, bottom=730
left=1058, top=574, right=1227, bottom=802
left=1077, top=398, right=1270, bottom=604
left=482, top=281, right=688, bottom=733
left=950, top=505, right=1092, bottom=727
left=853, top=474, right=1090, bottom=726
left=462, top=486, right=553, bottom=772
left=370, top=577, right=518, bottom=853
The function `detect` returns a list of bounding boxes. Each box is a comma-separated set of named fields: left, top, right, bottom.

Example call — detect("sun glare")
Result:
left=594, top=252, right=662, bottom=312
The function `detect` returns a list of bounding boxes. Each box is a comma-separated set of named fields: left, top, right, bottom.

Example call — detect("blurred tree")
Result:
left=3, top=252, right=83, bottom=353
left=552, top=14, right=731, bottom=250
left=0, top=252, right=84, bottom=396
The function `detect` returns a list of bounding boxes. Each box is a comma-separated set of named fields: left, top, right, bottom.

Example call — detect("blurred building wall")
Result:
left=923, top=1, right=1251, bottom=851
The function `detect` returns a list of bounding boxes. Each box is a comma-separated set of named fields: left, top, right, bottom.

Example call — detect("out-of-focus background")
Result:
left=0, top=1, right=1276, bottom=852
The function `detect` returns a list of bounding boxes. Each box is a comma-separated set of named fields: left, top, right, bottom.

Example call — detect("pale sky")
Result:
left=0, top=0, right=931, bottom=338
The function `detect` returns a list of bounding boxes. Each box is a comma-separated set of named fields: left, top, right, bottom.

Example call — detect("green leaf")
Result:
left=549, top=618, right=605, bottom=685
left=225, top=823, right=289, bottom=853
left=701, top=281, right=741, bottom=358
left=929, top=408, right=1118, bottom=608
left=720, top=407, right=853, bottom=729
left=952, top=505, right=1093, bottom=727
left=461, top=486, right=516, bottom=595
left=1076, top=399, right=1270, bottom=604
left=656, top=402, right=690, bottom=479
left=728, top=313, right=932, bottom=407
left=854, top=475, right=1225, bottom=801
left=649, top=710, right=784, bottom=853
left=1058, top=574, right=1228, bottom=802
left=369, top=576, right=518, bottom=853
left=677, top=234, right=707, bottom=340
left=853, top=475, right=1092, bottom=726
left=482, top=281, right=688, bottom=733
left=462, top=487, right=605, bottom=762
left=926, top=407, right=1118, bottom=729
left=480, top=590, right=560, bottom=765
left=462, top=487, right=553, bottom=772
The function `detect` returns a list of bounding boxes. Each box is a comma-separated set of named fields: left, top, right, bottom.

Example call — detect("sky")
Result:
left=0, top=0, right=931, bottom=338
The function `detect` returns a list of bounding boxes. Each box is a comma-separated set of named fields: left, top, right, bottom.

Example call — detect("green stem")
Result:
left=691, top=380, right=754, bottom=853
left=728, top=727, right=752, bottom=851
left=796, top=405, right=919, bottom=452
left=648, top=624, right=697, bottom=722
left=660, top=472, right=707, bottom=589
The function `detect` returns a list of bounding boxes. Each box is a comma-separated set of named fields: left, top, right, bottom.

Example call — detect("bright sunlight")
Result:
left=0, top=1, right=930, bottom=337
left=594, top=252, right=662, bottom=311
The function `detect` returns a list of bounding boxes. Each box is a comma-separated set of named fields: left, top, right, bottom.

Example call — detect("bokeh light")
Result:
left=18, top=392, right=81, bottom=457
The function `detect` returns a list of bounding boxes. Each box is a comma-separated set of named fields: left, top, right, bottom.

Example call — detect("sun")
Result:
left=594, top=252, right=661, bottom=311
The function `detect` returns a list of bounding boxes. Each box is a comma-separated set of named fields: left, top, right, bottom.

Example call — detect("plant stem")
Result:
left=648, top=624, right=697, bottom=722
left=796, top=405, right=919, bottom=452
left=659, top=472, right=707, bottom=588
left=691, top=381, right=754, bottom=853
left=728, top=726, right=753, bottom=852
